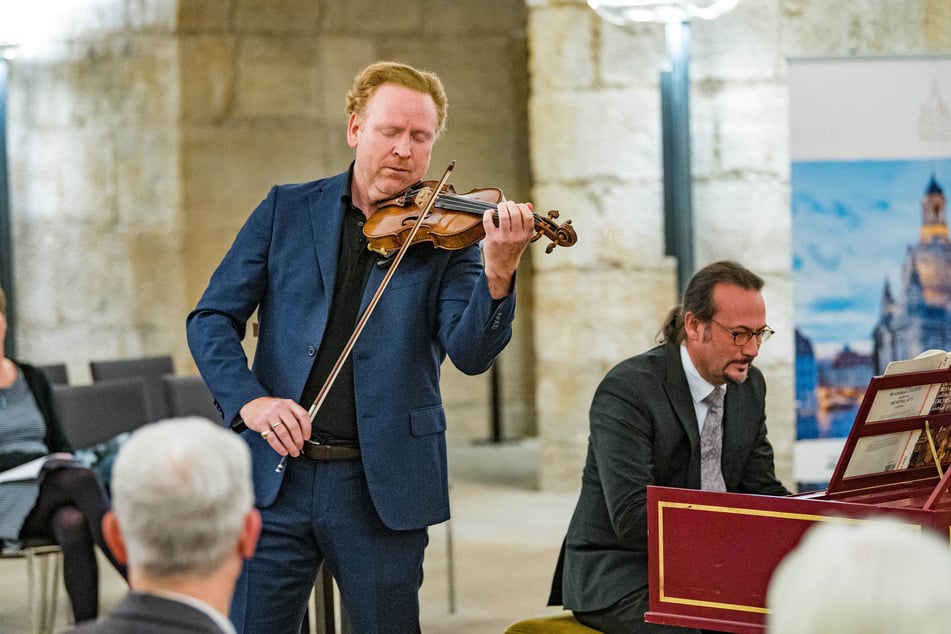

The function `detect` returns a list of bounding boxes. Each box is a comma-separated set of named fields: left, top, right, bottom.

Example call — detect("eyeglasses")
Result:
left=710, top=319, right=774, bottom=346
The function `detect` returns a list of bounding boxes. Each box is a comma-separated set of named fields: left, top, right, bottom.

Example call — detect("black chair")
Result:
left=89, top=355, right=174, bottom=422
left=26, top=379, right=148, bottom=629
left=52, top=378, right=151, bottom=450
left=162, top=374, right=221, bottom=422
left=36, top=363, right=69, bottom=385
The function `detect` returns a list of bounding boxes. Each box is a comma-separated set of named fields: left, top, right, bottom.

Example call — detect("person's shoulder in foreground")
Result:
left=767, top=518, right=951, bottom=634
left=65, top=416, right=259, bottom=634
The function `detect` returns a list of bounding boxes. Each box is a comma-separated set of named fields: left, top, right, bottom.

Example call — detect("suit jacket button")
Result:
left=307, top=346, right=317, bottom=356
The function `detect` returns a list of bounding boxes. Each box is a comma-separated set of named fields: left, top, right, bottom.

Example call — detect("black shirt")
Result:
left=298, top=194, right=376, bottom=445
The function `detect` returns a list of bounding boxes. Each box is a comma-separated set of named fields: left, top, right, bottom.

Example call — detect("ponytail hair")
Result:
left=658, top=305, right=683, bottom=344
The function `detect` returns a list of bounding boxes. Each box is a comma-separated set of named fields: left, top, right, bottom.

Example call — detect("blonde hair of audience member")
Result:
left=103, top=417, right=260, bottom=611
left=766, top=519, right=951, bottom=634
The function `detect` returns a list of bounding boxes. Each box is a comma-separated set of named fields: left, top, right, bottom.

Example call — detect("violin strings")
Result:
left=434, top=193, right=544, bottom=223
left=434, top=193, right=493, bottom=213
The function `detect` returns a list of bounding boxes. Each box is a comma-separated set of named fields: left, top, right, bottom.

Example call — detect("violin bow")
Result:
left=306, top=161, right=456, bottom=423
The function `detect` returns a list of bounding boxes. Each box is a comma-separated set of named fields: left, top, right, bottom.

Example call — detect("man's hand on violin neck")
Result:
left=482, top=200, right=534, bottom=299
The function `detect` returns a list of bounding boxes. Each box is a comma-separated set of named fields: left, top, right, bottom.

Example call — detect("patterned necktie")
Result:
left=700, top=386, right=727, bottom=492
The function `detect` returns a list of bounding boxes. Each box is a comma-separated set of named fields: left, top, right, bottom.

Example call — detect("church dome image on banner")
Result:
left=874, top=175, right=951, bottom=372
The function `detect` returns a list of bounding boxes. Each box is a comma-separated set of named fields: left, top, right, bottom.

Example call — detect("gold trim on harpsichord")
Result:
left=655, top=500, right=922, bottom=614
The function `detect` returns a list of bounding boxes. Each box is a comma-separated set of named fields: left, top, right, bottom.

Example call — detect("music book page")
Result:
left=865, top=350, right=951, bottom=423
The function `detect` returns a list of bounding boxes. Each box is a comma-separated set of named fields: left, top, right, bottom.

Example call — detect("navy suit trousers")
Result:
left=229, top=457, right=428, bottom=633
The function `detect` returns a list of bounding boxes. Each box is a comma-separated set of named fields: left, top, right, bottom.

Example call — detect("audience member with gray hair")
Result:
left=766, top=518, right=951, bottom=634
left=67, top=417, right=260, bottom=633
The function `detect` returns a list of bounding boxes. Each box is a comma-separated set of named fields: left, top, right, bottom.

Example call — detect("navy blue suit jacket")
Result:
left=186, top=170, right=516, bottom=530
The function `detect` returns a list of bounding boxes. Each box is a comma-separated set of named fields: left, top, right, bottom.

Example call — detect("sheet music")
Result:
left=866, top=350, right=951, bottom=423
left=843, top=430, right=922, bottom=478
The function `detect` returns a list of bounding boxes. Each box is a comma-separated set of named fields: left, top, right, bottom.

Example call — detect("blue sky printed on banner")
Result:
left=792, top=158, right=951, bottom=359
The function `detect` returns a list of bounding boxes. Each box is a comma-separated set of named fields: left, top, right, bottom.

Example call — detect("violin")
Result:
left=363, top=180, right=578, bottom=256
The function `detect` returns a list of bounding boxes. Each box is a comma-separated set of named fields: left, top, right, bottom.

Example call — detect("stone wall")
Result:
left=6, top=0, right=951, bottom=492
left=175, top=0, right=534, bottom=440
left=8, top=0, right=183, bottom=383
left=527, top=0, right=951, bottom=491
left=8, top=0, right=535, bottom=440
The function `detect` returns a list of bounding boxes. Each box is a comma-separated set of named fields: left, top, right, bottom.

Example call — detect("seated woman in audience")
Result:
left=0, top=288, right=126, bottom=623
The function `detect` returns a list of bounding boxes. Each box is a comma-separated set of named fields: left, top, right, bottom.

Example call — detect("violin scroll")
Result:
left=532, top=209, right=577, bottom=254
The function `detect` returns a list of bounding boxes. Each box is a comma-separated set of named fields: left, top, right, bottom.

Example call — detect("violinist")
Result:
left=186, top=60, right=535, bottom=633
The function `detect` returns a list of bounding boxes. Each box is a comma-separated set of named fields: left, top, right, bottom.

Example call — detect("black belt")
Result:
left=300, top=439, right=361, bottom=462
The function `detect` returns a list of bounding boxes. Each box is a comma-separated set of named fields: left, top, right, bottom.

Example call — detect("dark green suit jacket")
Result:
left=554, top=342, right=789, bottom=612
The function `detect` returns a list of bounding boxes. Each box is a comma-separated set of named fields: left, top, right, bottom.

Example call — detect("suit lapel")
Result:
left=661, top=345, right=701, bottom=447
left=306, top=174, right=349, bottom=308
left=659, top=344, right=703, bottom=487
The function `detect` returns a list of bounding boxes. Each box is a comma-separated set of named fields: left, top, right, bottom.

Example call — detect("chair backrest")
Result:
left=36, top=363, right=69, bottom=385
left=52, top=378, right=151, bottom=450
left=162, top=374, right=221, bottom=422
left=89, top=355, right=174, bottom=422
